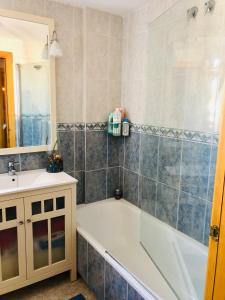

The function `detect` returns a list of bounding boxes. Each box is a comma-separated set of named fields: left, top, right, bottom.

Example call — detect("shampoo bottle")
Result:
left=113, top=108, right=121, bottom=136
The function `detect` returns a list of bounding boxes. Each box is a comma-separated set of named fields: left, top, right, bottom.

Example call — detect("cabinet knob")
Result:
left=27, top=219, right=32, bottom=223
left=18, top=221, right=24, bottom=225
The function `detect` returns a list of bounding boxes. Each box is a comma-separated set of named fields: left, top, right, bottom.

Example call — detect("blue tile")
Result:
left=75, top=171, right=85, bottom=204
left=158, top=137, right=182, bottom=189
left=32, top=117, right=42, bottom=146
left=204, top=201, right=212, bottom=246
left=0, top=155, right=20, bottom=174
left=75, top=131, right=85, bottom=171
left=86, top=131, right=107, bottom=171
left=58, top=131, right=75, bottom=172
left=85, top=169, right=106, bottom=203
left=140, top=134, right=159, bottom=180
left=124, top=132, right=140, bottom=173
left=108, top=136, right=124, bottom=167
left=21, top=117, right=33, bottom=146
left=20, top=152, right=48, bottom=171
left=88, top=244, right=104, bottom=300
left=107, top=167, right=120, bottom=198
left=128, top=285, right=144, bottom=300
left=208, top=145, right=218, bottom=202
left=139, top=176, right=156, bottom=216
left=77, top=233, right=88, bottom=283
left=178, top=192, right=206, bottom=243
left=156, top=184, right=179, bottom=228
left=119, top=167, right=124, bottom=195
left=105, top=262, right=127, bottom=300
left=181, top=142, right=211, bottom=200
left=123, top=169, right=139, bottom=207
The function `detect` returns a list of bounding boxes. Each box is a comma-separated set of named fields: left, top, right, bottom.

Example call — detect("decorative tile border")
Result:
left=130, top=123, right=218, bottom=144
left=75, top=123, right=85, bottom=131
left=57, top=122, right=219, bottom=144
left=57, top=123, right=85, bottom=131
left=86, top=122, right=107, bottom=131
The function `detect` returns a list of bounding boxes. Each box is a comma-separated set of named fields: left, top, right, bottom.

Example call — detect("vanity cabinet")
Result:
left=0, top=184, right=76, bottom=295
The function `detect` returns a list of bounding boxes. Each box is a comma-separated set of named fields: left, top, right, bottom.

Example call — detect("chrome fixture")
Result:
left=8, top=161, right=18, bottom=176
left=42, top=31, right=63, bottom=59
left=187, top=6, right=198, bottom=19
left=204, top=0, right=216, bottom=14
left=49, top=31, right=63, bottom=57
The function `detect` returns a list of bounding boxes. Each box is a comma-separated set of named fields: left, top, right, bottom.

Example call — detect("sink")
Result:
left=0, top=174, right=17, bottom=190
left=0, top=169, right=77, bottom=196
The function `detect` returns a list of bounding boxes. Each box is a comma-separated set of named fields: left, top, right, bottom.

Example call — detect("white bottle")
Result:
left=113, top=108, right=121, bottom=136
left=122, top=118, right=129, bottom=136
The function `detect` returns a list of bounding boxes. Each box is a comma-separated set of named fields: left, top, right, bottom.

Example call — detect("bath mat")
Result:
left=69, top=294, right=86, bottom=300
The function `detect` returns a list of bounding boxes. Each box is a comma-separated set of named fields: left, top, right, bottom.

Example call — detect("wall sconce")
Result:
left=42, top=31, right=63, bottom=59
left=49, top=30, right=63, bottom=57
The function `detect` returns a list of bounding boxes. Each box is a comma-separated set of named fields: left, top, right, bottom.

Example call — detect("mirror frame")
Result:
left=0, top=9, right=56, bottom=155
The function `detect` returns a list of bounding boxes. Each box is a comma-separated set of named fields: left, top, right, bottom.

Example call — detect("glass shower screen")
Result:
left=140, top=0, right=224, bottom=299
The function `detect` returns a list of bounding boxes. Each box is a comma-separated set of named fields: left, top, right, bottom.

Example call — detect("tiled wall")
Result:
left=85, top=8, right=122, bottom=123
left=120, top=124, right=217, bottom=246
left=57, top=122, right=123, bottom=204
left=122, top=0, right=223, bottom=133
left=77, top=233, right=144, bottom=300
left=0, top=152, right=48, bottom=174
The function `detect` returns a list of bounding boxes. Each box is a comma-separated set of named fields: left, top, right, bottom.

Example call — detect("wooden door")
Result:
left=205, top=94, right=225, bottom=299
left=24, top=190, right=72, bottom=279
left=0, top=198, right=26, bottom=291
left=0, top=51, right=16, bottom=148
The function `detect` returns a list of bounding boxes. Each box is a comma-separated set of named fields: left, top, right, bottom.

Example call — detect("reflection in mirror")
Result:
left=0, top=16, right=51, bottom=149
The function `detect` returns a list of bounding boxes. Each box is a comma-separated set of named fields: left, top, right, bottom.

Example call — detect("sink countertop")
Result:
left=0, top=169, right=77, bottom=196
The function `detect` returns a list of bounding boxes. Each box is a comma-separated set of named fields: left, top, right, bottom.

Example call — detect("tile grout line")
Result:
left=155, top=134, right=160, bottom=217
left=137, top=132, right=142, bottom=207
left=176, top=139, right=183, bottom=230
left=203, top=143, right=214, bottom=244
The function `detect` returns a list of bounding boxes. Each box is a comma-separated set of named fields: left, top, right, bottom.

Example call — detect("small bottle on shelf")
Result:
left=122, top=118, right=129, bottom=136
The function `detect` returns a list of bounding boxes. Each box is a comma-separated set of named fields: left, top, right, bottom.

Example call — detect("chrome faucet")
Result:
left=8, top=161, right=17, bottom=176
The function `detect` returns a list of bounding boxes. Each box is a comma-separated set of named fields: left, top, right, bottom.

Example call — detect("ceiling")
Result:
left=51, top=0, right=149, bottom=15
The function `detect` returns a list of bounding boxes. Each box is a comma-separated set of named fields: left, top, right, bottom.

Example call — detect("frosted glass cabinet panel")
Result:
left=0, top=199, right=26, bottom=288
left=24, top=190, right=72, bottom=278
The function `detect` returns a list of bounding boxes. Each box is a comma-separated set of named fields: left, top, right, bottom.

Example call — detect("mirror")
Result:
left=0, top=10, right=56, bottom=154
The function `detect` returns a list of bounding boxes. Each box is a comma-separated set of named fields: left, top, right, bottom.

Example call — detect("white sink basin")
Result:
left=0, top=169, right=77, bottom=196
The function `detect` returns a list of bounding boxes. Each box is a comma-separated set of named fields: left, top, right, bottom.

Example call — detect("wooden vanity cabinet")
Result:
left=0, top=184, right=76, bottom=295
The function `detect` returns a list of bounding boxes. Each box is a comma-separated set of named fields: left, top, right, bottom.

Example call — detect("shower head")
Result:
left=204, top=0, right=216, bottom=14
left=187, top=7, right=198, bottom=19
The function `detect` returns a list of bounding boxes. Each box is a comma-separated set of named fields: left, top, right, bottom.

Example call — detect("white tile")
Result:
left=0, top=0, right=14, bottom=9
left=110, top=15, right=123, bottom=38
left=86, top=7, right=110, bottom=36
left=108, top=80, right=121, bottom=113
left=12, top=0, right=46, bottom=15
left=86, top=33, right=108, bottom=80
left=109, top=37, right=122, bottom=80
left=86, top=80, right=108, bottom=122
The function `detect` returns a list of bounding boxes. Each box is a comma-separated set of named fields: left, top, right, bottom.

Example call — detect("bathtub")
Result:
left=77, top=199, right=208, bottom=300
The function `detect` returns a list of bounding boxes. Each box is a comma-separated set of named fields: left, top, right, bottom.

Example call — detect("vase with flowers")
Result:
left=47, top=140, right=63, bottom=173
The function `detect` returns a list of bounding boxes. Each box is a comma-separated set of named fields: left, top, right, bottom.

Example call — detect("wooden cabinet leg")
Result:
left=70, top=267, right=77, bottom=282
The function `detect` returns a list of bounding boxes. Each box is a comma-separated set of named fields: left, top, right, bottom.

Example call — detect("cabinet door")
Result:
left=0, top=198, right=26, bottom=290
left=24, top=190, right=72, bottom=279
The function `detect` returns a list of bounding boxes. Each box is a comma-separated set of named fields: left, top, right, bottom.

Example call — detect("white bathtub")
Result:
left=77, top=199, right=208, bottom=300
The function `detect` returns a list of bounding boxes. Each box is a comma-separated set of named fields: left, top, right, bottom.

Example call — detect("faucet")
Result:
left=8, top=161, right=18, bottom=176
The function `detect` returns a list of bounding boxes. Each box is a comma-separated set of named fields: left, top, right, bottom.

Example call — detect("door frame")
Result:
left=205, top=93, right=225, bottom=298
left=0, top=51, right=16, bottom=148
